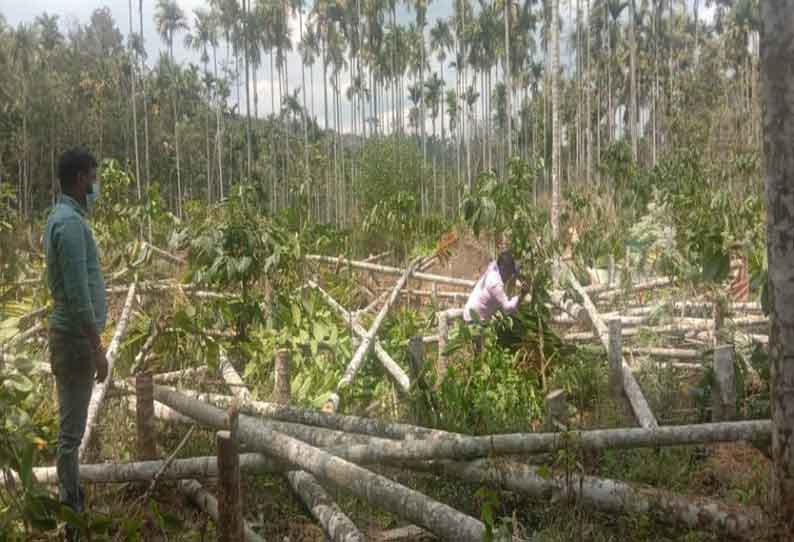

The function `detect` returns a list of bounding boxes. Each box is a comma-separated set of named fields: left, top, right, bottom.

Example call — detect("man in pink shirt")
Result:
left=463, top=251, right=522, bottom=323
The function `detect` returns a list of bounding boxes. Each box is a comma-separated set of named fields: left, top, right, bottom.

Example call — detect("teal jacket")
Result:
left=44, top=195, right=106, bottom=335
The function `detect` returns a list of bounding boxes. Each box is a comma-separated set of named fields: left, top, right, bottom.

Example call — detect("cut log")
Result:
left=150, top=366, right=209, bottom=383
left=595, top=277, right=673, bottom=301
left=363, top=251, right=391, bottom=263
left=179, top=479, right=264, bottom=542
left=174, top=390, right=451, bottom=440
left=79, top=282, right=138, bottom=459
left=321, top=420, right=771, bottom=465
left=285, top=470, right=365, bottom=542
left=155, top=388, right=384, bottom=448
left=30, top=453, right=286, bottom=485
left=376, top=288, right=468, bottom=301
left=154, top=387, right=486, bottom=542
left=325, top=258, right=421, bottom=412
left=219, top=349, right=252, bottom=402
left=274, top=348, right=292, bottom=405
left=310, top=282, right=410, bottom=392
left=608, top=319, right=623, bottom=397
left=712, top=345, right=737, bottom=422
left=564, top=268, right=658, bottom=428
left=624, top=347, right=700, bottom=360
left=217, top=430, right=244, bottom=542
left=143, top=241, right=187, bottom=265
left=307, top=254, right=476, bottom=288
left=135, top=373, right=157, bottom=460
left=375, top=526, right=433, bottom=541
left=431, top=458, right=763, bottom=540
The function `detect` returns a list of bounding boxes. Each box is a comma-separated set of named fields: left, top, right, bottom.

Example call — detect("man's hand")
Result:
left=94, top=347, right=109, bottom=383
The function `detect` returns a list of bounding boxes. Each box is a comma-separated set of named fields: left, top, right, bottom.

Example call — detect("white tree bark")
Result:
left=179, top=479, right=264, bottom=542
left=285, top=470, right=365, bottom=542
left=154, top=387, right=486, bottom=541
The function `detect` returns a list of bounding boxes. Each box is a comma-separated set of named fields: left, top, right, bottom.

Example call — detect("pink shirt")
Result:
left=463, top=262, right=519, bottom=322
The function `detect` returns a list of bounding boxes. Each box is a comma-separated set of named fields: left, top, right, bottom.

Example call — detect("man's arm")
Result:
left=488, top=278, right=520, bottom=313
left=55, top=218, right=108, bottom=381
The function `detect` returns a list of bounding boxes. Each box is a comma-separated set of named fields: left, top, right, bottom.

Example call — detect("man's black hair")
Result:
left=497, top=250, right=517, bottom=282
left=58, top=148, right=97, bottom=191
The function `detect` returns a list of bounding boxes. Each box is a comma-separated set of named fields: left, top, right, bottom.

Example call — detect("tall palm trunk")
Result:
left=243, top=0, right=252, bottom=179
left=759, top=0, right=794, bottom=525
left=299, top=8, right=309, bottom=180
left=504, top=0, right=512, bottom=159
left=551, top=0, right=561, bottom=258
left=629, top=0, right=638, bottom=161
left=128, top=0, right=141, bottom=202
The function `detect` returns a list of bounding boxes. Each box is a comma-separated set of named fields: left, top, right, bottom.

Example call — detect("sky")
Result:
left=3, top=1, right=714, bottom=133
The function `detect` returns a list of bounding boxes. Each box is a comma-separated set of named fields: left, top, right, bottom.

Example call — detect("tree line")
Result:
left=0, top=0, right=761, bottom=226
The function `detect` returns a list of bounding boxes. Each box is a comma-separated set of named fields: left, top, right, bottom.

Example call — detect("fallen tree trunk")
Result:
left=155, top=387, right=486, bottom=541
left=219, top=349, right=252, bottom=402
left=322, top=420, right=771, bottom=464
left=307, top=254, right=477, bottom=288
left=143, top=242, right=187, bottom=266
left=596, top=277, right=673, bottom=301
left=151, top=366, right=209, bottom=383
left=169, top=389, right=452, bottom=440
left=79, top=282, right=138, bottom=459
left=179, top=479, right=264, bottom=542
left=310, top=282, right=410, bottom=392
left=624, top=347, right=700, bottom=360
left=430, top=458, right=763, bottom=540
left=325, top=259, right=420, bottom=412
left=565, top=269, right=658, bottom=428
left=285, top=470, right=365, bottom=542
left=31, top=453, right=286, bottom=484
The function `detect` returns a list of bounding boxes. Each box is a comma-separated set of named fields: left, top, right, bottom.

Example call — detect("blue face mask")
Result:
left=86, top=182, right=100, bottom=208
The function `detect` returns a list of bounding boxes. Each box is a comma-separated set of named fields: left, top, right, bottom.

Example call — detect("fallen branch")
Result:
left=143, top=242, right=187, bottom=266
left=79, top=281, right=138, bottom=459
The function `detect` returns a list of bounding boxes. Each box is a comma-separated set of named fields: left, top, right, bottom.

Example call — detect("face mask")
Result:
left=86, top=182, right=100, bottom=208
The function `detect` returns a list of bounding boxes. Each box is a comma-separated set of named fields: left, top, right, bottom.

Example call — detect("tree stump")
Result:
left=135, top=372, right=157, bottom=460
left=217, top=429, right=243, bottom=542
left=608, top=319, right=623, bottom=398
left=712, top=345, right=736, bottom=422
left=544, top=389, right=568, bottom=431
left=274, top=348, right=291, bottom=405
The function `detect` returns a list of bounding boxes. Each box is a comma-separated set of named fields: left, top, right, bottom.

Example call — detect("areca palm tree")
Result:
left=430, top=18, right=453, bottom=144
left=184, top=8, right=218, bottom=203
left=155, top=0, right=188, bottom=216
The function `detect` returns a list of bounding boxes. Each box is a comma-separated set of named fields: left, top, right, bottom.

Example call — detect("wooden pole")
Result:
left=217, top=430, right=244, bottom=542
left=436, top=310, right=450, bottom=385
left=712, top=345, right=737, bottom=422
left=608, top=319, right=623, bottom=398
left=274, top=348, right=291, bottom=405
left=135, top=372, right=157, bottom=460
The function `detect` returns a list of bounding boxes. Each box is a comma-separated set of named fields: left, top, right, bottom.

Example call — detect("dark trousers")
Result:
left=49, top=330, right=95, bottom=529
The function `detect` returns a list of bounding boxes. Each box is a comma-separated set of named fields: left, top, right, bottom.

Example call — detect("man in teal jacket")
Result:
left=44, top=148, right=108, bottom=541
